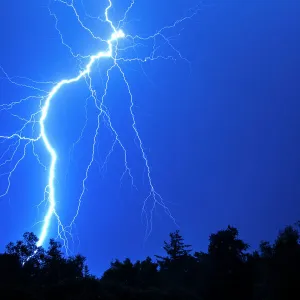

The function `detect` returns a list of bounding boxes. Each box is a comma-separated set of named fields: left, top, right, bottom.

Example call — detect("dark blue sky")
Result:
left=0, top=0, right=300, bottom=275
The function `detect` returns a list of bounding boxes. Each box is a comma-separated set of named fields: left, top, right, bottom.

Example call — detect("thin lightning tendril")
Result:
left=0, top=0, right=198, bottom=252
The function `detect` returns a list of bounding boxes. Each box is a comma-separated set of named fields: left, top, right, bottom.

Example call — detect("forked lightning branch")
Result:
left=0, top=0, right=197, bottom=251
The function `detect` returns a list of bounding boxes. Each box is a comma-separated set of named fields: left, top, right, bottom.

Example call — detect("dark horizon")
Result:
left=1, top=221, right=299, bottom=300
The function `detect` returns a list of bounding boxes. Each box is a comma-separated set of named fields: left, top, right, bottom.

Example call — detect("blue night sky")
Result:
left=0, top=0, right=300, bottom=275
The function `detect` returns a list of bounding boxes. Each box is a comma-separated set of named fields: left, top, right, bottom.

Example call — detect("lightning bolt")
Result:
left=0, top=0, right=198, bottom=251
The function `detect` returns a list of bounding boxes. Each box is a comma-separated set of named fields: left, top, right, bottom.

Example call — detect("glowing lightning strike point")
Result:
left=36, top=27, right=125, bottom=247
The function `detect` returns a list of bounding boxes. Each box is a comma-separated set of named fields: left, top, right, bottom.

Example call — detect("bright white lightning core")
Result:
left=37, top=26, right=126, bottom=248
left=0, top=0, right=198, bottom=250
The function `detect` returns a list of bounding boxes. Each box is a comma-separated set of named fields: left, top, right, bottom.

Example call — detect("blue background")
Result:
left=0, top=0, right=300, bottom=275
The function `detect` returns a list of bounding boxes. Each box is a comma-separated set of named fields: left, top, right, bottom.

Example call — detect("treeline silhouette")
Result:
left=1, top=223, right=300, bottom=300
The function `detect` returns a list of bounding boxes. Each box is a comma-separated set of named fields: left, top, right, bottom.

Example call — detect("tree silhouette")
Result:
left=1, top=223, right=300, bottom=299
left=155, top=230, right=192, bottom=267
left=6, top=232, right=42, bottom=264
left=206, top=225, right=251, bottom=300
left=259, top=224, right=300, bottom=300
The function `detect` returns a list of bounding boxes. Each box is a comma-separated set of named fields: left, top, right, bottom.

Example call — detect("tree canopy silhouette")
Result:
left=1, top=223, right=300, bottom=299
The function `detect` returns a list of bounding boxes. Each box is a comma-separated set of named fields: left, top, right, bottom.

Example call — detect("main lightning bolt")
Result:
left=0, top=0, right=198, bottom=250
